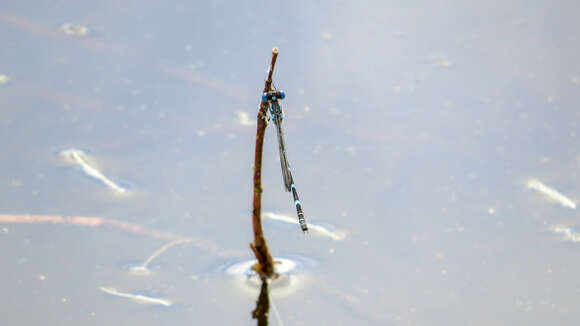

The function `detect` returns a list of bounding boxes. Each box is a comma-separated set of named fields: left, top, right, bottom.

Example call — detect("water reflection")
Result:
left=251, top=280, right=270, bottom=326
left=250, top=279, right=286, bottom=326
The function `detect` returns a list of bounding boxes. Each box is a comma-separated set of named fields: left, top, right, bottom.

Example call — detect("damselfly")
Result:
left=262, top=90, right=308, bottom=232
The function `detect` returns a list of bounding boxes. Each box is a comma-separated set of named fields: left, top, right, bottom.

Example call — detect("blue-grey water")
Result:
left=1, top=1, right=580, bottom=325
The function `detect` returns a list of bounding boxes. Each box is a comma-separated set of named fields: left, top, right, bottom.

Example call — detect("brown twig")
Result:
left=250, top=48, right=279, bottom=279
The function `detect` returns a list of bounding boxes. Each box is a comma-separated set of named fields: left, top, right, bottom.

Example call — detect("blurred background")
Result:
left=1, top=0, right=579, bottom=325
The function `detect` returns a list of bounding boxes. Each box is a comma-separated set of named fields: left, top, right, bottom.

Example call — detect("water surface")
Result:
left=1, top=1, right=580, bottom=325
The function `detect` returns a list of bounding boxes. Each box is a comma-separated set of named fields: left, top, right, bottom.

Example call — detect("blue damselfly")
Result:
left=262, top=90, right=308, bottom=232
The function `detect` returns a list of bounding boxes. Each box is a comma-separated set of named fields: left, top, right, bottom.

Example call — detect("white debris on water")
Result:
left=320, top=32, right=332, bottom=40
left=60, top=149, right=129, bottom=195
left=549, top=224, right=580, bottom=243
left=128, top=265, right=152, bottom=276
left=60, top=23, right=89, bottom=36
left=100, top=287, right=172, bottom=307
left=0, top=74, right=9, bottom=84
left=425, top=54, right=453, bottom=68
left=237, top=111, right=256, bottom=126
left=263, top=212, right=347, bottom=240
left=526, top=178, right=576, bottom=209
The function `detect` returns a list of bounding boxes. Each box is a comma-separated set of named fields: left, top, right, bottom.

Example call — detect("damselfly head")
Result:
left=262, top=90, right=285, bottom=102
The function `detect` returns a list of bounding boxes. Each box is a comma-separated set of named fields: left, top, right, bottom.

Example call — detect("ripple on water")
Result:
left=219, top=256, right=315, bottom=296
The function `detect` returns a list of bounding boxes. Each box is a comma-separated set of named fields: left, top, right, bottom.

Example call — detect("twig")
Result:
left=250, top=48, right=279, bottom=279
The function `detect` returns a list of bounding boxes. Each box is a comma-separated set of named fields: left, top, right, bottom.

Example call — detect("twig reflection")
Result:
left=252, top=279, right=270, bottom=326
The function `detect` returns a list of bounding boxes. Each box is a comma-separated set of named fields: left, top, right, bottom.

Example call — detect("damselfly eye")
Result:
left=262, top=90, right=286, bottom=102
